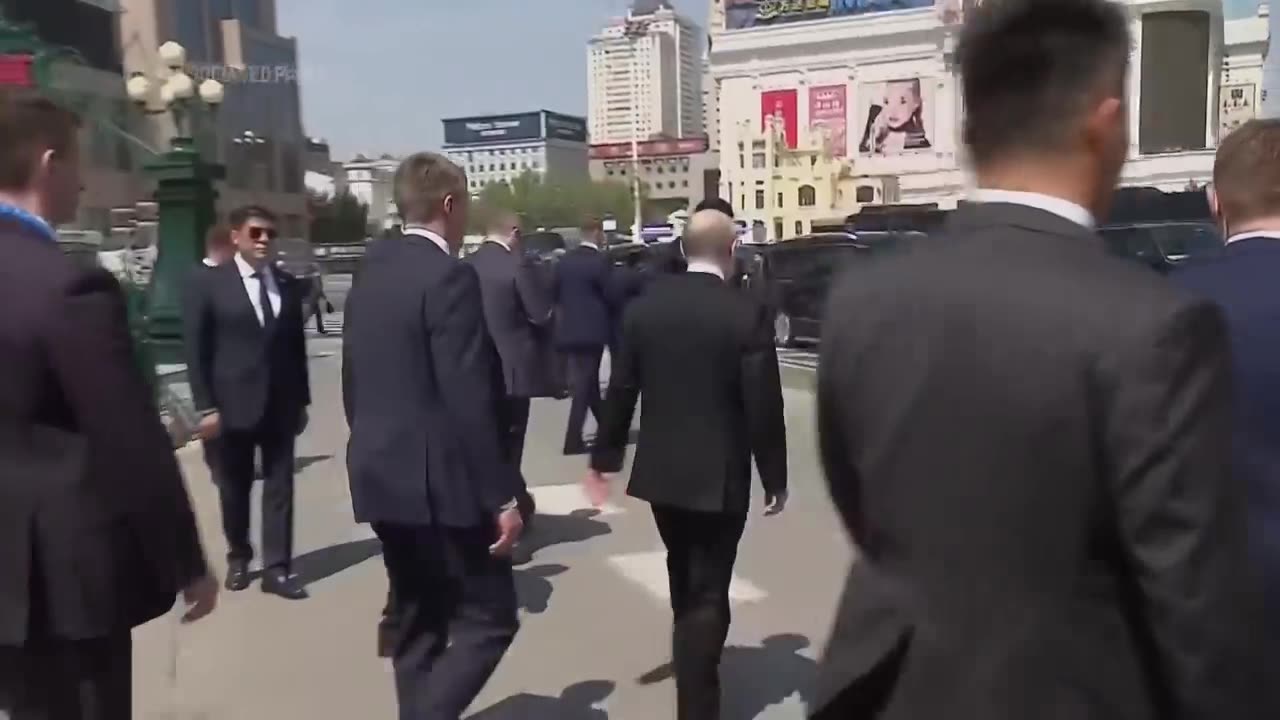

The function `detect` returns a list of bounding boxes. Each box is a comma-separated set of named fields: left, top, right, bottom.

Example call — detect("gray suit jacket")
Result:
left=812, top=202, right=1266, bottom=720
left=466, top=240, right=557, bottom=399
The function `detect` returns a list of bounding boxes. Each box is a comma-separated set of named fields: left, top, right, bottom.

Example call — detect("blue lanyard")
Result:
left=0, top=204, right=56, bottom=243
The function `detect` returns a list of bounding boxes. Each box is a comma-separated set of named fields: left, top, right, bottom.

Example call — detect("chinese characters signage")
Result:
left=761, top=89, right=799, bottom=148
left=809, top=85, right=848, bottom=157
left=1220, top=84, right=1256, bottom=138
left=726, top=0, right=935, bottom=29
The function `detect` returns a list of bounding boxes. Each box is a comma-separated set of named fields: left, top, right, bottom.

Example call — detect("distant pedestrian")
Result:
left=552, top=217, right=615, bottom=455
left=811, top=1, right=1265, bottom=718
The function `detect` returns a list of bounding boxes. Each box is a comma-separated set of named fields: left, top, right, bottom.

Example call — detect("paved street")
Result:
left=133, top=277, right=849, bottom=720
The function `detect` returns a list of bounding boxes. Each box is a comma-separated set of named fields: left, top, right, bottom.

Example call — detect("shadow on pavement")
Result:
left=520, top=509, right=613, bottom=559
left=295, top=454, right=333, bottom=473
left=637, top=633, right=817, bottom=720
left=467, top=680, right=614, bottom=720
left=292, top=538, right=382, bottom=585
left=514, top=563, right=568, bottom=614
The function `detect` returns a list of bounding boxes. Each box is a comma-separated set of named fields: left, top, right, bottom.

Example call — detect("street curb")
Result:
left=780, top=363, right=815, bottom=392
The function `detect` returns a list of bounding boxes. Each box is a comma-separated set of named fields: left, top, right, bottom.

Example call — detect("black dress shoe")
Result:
left=261, top=569, right=309, bottom=600
left=225, top=560, right=251, bottom=592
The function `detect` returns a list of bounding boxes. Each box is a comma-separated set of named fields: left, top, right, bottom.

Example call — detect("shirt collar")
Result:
left=402, top=226, right=451, bottom=255
left=234, top=252, right=273, bottom=280
left=578, top=241, right=600, bottom=251
left=203, top=257, right=218, bottom=267
left=0, top=203, right=56, bottom=243
left=1225, top=230, right=1280, bottom=245
left=686, top=259, right=725, bottom=280
left=969, top=189, right=1096, bottom=231
left=484, top=236, right=512, bottom=251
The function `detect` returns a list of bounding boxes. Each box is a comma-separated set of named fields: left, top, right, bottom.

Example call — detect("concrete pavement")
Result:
left=133, top=318, right=849, bottom=719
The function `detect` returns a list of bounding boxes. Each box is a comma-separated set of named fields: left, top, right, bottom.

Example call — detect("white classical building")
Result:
left=341, top=155, right=401, bottom=231
left=710, top=0, right=1268, bottom=235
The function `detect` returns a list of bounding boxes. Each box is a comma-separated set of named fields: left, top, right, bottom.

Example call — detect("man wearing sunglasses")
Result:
left=183, top=205, right=312, bottom=601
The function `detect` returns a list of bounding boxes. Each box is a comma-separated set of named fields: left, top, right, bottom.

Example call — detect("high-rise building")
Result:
left=119, top=0, right=308, bottom=236
left=442, top=110, right=590, bottom=192
left=1262, top=4, right=1280, bottom=118
left=587, top=0, right=704, bottom=144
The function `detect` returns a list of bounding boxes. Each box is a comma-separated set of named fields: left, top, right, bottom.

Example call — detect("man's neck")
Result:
left=236, top=251, right=267, bottom=273
left=1224, top=217, right=1280, bottom=239
left=974, top=163, right=1097, bottom=217
left=0, top=190, right=47, bottom=223
left=405, top=221, right=449, bottom=239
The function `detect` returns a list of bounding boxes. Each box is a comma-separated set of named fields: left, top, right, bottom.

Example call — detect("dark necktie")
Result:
left=255, top=270, right=276, bottom=331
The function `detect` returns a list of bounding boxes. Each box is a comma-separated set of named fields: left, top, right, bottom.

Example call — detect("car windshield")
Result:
left=523, top=232, right=566, bottom=256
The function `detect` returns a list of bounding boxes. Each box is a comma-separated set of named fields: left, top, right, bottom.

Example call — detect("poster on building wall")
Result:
left=856, top=77, right=934, bottom=156
left=761, top=89, right=800, bottom=148
left=809, top=85, right=848, bottom=157
left=1220, top=83, right=1257, bottom=138
left=725, top=0, right=936, bottom=29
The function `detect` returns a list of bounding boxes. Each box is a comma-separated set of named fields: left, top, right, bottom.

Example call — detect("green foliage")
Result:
left=469, top=171, right=648, bottom=233
left=309, top=190, right=370, bottom=245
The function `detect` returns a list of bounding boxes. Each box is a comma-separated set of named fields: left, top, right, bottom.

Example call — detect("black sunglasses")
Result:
left=248, top=226, right=278, bottom=240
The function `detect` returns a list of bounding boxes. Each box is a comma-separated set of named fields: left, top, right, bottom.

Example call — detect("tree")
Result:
left=469, top=172, right=649, bottom=233
left=308, top=190, right=369, bottom=245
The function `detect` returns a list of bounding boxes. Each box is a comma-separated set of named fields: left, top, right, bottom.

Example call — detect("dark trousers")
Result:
left=0, top=634, right=131, bottom=720
left=651, top=506, right=748, bottom=720
left=374, top=523, right=519, bottom=720
left=218, top=421, right=296, bottom=571
left=562, top=347, right=603, bottom=454
left=201, top=436, right=224, bottom=484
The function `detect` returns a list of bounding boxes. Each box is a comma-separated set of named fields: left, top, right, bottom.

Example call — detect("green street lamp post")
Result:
left=125, top=41, right=226, bottom=366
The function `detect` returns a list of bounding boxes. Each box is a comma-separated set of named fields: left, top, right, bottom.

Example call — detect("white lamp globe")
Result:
left=168, top=72, right=195, bottom=100
left=125, top=73, right=151, bottom=104
left=159, top=82, right=176, bottom=106
left=198, top=78, right=224, bottom=106
left=158, top=41, right=186, bottom=70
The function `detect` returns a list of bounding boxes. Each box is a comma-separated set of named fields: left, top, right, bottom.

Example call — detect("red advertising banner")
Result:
left=761, top=89, right=798, bottom=149
left=809, top=84, right=848, bottom=157
left=590, top=136, right=710, bottom=159
left=0, top=55, right=34, bottom=88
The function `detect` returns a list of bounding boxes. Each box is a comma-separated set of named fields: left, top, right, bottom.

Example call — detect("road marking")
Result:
left=607, top=551, right=767, bottom=604
left=528, top=483, right=625, bottom=517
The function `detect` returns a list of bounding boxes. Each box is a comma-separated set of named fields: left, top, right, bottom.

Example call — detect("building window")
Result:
left=752, top=153, right=766, bottom=169
left=795, top=220, right=804, bottom=236
left=755, top=190, right=765, bottom=210
left=776, top=192, right=784, bottom=208
left=798, top=185, right=817, bottom=207
left=682, top=180, right=688, bottom=188
left=856, top=186, right=876, bottom=203
left=739, top=155, right=745, bottom=169
left=774, top=220, right=784, bottom=241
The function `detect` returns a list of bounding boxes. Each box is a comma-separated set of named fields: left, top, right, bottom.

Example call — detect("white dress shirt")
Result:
left=578, top=240, right=600, bottom=251
left=969, top=188, right=1096, bottom=230
left=1225, top=230, right=1280, bottom=245
left=686, top=259, right=725, bottom=280
left=402, top=226, right=451, bottom=254
left=235, top=252, right=281, bottom=327
left=483, top=236, right=512, bottom=251
left=202, top=257, right=218, bottom=268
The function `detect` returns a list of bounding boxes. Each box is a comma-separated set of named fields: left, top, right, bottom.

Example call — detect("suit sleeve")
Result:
left=47, top=269, right=208, bottom=589
left=515, top=258, right=553, bottom=327
left=590, top=307, right=642, bottom=474
left=817, top=283, right=866, bottom=545
left=181, top=269, right=215, bottom=414
left=742, top=301, right=787, bottom=497
left=428, top=263, right=522, bottom=512
left=1100, top=299, right=1266, bottom=718
left=292, top=281, right=311, bottom=408
left=341, top=281, right=356, bottom=427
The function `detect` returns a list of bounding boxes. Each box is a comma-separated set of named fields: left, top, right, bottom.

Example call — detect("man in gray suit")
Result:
left=466, top=210, right=554, bottom=522
left=811, top=1, right=1266, bottom=718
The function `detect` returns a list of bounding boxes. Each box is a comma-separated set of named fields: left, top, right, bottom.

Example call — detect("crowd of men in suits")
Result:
left=8, top=0, right=1280, bottom=718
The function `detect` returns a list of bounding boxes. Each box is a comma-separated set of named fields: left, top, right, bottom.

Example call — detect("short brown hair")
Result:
left=1214, top=119, right=1280, bottom=223
left=228, top=204, right=277, bottom=229
left=0, top=89, right=81, bottom=191
left=579, top=216, right=602, bottom=234
left=394, top=152, right=466, bottom=225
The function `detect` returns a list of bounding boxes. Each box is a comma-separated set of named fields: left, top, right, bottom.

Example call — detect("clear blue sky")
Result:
left=278, top=0, right=707, bottom=160
left=280, top=0, right=1259, bottom=161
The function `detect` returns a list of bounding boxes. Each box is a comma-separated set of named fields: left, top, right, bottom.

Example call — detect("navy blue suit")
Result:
left=552, top=245, right=614, bottom=453
left=1174, top=235, right=1280, bottom=641
left=343, top=230, right=521, bottom=719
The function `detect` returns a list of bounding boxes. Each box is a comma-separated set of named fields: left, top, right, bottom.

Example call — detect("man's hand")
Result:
left=764, top=491, right=788, bottom=516
left=180, top=574, right=219, bottom=623
left=583, top=469, right=612, bottom=508
left=195, top=412, right=221, bottom=441
left=489, top=507, right=525, bottom=557
left=296, top=408, right=309, bottom=436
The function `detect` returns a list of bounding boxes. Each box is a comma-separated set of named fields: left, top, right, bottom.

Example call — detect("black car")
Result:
left=522, top=231, right=567, bottom=261
left=1099, top=222, right=1222, bottom=273
left=749, top=231, right=928, bottom=347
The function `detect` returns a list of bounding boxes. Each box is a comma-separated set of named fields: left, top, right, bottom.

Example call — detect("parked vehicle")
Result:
left=1099, top=222, right=1222, bottom=273
left=522, top=231, right=567, bottom=261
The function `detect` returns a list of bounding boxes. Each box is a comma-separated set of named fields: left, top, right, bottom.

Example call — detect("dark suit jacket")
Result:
left=343, top=233, right=521, bottom=528
left=812, top=202, right=1264, bottom=720
left=465, top=240, right=557, bottom=399
left=552, top=245, right=613, bottom=350
left=182, top=259, right=311, bottom=433
left=591, top=272, right=787, bottom=515
left=0, top=218, right=206, bottom=645
left=1174, top=236, right=1280, bottom=642
left=647, top=239, right=687, bottom=275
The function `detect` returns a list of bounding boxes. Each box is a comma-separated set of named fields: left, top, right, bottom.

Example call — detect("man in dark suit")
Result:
left=587, top=209, right=788, bottom=719
left=811, top=2, right=1265, bottom=718
left=0, top=89, right=216, bottom=718
left=183, top=205, right=312, bottom=601
left=343, top=152, right=524, bottom=719
left=1174, top=119, right=1280, bottom=653
left=552, top=217, right=614, bottom=455
left=646, top=199, right=739, bottom=281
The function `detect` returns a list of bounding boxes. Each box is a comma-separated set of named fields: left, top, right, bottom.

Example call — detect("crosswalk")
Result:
left=777, top=348, right=818, bottom=371
left=306, top=311, right=345, bottom=337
